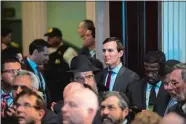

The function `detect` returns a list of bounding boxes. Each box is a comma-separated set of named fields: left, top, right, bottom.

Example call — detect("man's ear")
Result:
left=119, top=50, right=124, bottom=58
left=38, top=109, right=45, bottom=120
left=88, top=108, right=94, bottom=117
left=33, top=49, right=39, bottom=55
left=122, top=108, right=129, bottom=119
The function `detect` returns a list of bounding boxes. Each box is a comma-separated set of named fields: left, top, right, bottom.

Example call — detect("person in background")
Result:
left=127, top=50, right=170, bottom=116
left=23, top=39, right=51, bottom=106
left=1, top=27, right=12, bottom=50
left=100, top=91, right=129, bottom=124
left=160, top=112, right=186, bottom=124
left=44, top=27, right=75, bottom=102
left=62, top=88, right=99, bottom=124
left=1, top=57, right=21, bottom=118
left=14, top=88, right=46, bottom=124
left=168, top=63, right=186, bottom=118
left=162, top=59, right=181, bottom=115
left=1, top=27, right=20, bottom=51
left=96, top=37, right=139, bottom=93
left=131, top=110, right=162, bottom=124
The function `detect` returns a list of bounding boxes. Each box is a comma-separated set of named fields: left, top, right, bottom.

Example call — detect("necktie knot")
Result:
left=1, top=93, right=11, bottom=100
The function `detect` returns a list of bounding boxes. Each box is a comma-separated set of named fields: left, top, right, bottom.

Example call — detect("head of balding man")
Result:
left=160, top=112, right=186, bottom=124
left=62, top=88, right=99, bottom=124
left=63, top=82, right=85, bottom=99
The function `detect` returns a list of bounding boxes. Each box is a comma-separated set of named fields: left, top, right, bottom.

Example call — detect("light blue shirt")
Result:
left=0, top=89, right=13, bottom=107
left=164, top=98, right=177, bottom=115
left=104, top=63, right=122, bottom=91
left=146, top=81, right=161, bottom=108
left=27, top=58, right=45, bottom=90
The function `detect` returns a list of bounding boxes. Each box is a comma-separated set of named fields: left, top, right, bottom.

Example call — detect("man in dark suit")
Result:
left=22, top=39, right=51, bottom=107
left=167, top=63, right=186, bottom=118
left=127, top=51, right=170, bottom=116
left=96, top=37, right=139, bottom=93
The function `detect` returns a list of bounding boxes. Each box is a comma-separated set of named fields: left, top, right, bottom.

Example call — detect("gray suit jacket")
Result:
left=95, top=66, right=140, bottom=93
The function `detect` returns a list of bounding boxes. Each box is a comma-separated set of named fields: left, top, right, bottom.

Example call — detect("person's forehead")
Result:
left=4, top=62, right=21, bottom=69
left=14, top=75, right=32, bottom=87
left=102, top=96, right=119, bottom=106
left=144, top=62, right=159, bottom=68
left=75, top=71, right=93, bottom=76
left=170, top=69, right=182, bottom=80
left=103, top=41, right=117, bottom=49
left=17, top=95, right=36, bottom=105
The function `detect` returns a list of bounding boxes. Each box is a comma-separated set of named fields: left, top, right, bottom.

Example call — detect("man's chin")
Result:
left=18, top=118, right=26, bottom=124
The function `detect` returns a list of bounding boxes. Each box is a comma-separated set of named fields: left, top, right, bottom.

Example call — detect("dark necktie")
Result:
left=149, top=85, right=157, bottom=106
left=36, top=67, right=45, bottom=93
left=106, top=71, right=112, bottom=89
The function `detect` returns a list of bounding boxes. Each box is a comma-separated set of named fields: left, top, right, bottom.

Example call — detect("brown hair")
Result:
left=131, top=111, right=162, bottom=124
left=103, top=37, right=124, bottom=52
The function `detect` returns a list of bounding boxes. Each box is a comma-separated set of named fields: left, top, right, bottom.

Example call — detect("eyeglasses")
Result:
left=2, top=69, right=21, bottom=74
left=74, top=75, right=94, bottom=83
left=14, top=102, right=40, bottom=110
left=12, top=85, right=28, bottom=91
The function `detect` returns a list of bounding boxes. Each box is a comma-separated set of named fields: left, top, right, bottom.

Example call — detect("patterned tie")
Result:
left=1, top=93, right=11, bottom=111
left=106, top=71, right=112, bottom=89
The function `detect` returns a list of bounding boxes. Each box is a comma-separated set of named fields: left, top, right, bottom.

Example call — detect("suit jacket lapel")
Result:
left=113, top=66, right=125, bottom=90
left=142, top=79, right=147, bottom=109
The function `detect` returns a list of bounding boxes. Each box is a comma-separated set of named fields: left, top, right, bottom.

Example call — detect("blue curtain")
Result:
left=162, top=2, right=186, bottom=62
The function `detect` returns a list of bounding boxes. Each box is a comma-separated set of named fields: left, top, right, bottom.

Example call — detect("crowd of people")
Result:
left=1, top=19, right=186, bottom=124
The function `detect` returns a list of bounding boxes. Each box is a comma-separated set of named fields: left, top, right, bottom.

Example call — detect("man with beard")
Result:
left=127, top=51, right=170, bottom=116
left=1, top=58, right=21, bottom=117
left=168, top=63, right=186, bottom=118
left=162, top=60, right=181, bottom=115
left=14, top=88, right=46, bottom=124
left=100, top=91, right=129, bottom=124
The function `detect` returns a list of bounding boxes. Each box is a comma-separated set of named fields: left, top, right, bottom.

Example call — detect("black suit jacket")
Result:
left=22, top=58, right=52, bottom=107
left=96, top=65, right=140, bottom=93
left=127, top=79, right=170, bottom=116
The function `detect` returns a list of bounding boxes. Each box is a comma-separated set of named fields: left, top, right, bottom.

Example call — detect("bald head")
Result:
left=160, top=112, right=186, bottom=124
left=62, top=88, right=99, bottom=124
left=63, top=82, right=84, bottom=98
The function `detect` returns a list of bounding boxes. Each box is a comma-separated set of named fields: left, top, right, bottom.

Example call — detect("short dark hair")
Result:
left=162, top=59, right=181, bottom=76
left=14, top=88, right=46, bottom=111
left=1, top=27, right=12, bottom=37
left=29, top=39, right=49, bottom=55
left=83, top=19, right=95, bottom=29
left=88, top=27, right=95, bottom=38
left=2, top=47, right=21, bottom=60
left=144, top=51, right=166, bottom=64
left=1, top=58, right=20, bottom=71
left=103, top=37, right=124, bottom=52
left=144, top=51, right=166, bottom=76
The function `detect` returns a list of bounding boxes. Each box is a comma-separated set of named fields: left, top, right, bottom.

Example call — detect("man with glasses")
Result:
left=3, top=70, right=60, bottom=124
left=127, top=51, right=170, bottom=116
left=168, top=63, right=186, bottom=118
left=14, top=88, right=46, bottom=124
left=162, top=60, right=181, bottom=115
left=1, top=58, right=21, bottom=117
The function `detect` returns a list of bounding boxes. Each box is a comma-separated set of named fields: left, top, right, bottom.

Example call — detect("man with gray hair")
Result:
left=5, top=70, right=60, bottom=124
left=100, top=91, right=129, bottom=124
left=168, top=63, right=186, bottom=118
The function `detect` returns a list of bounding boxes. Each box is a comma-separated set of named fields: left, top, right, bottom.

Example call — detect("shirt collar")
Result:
left=27, top=57, right=37, bottom=68
left=147, top=81, right=162, bottom=89
left=108, top=63, right=122, bottom=74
